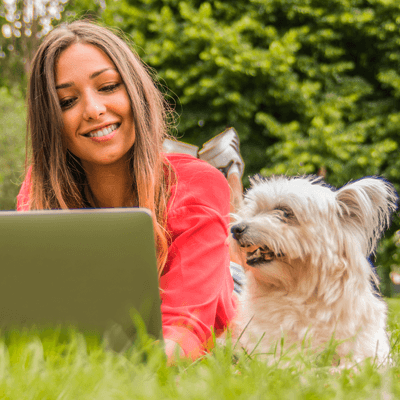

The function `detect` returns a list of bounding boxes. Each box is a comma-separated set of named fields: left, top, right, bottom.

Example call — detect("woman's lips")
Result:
left=87, top=126, right=118, bottom=142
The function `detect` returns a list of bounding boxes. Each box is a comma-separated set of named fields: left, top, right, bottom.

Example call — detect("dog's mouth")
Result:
left=244, top=245, right=279, bottom=266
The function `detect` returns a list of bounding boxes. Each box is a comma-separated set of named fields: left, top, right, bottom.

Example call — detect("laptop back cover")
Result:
left=0, top=208, right=162, bottom=349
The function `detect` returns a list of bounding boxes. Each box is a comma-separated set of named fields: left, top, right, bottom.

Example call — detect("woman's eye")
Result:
left=100, top=83, right=120, bottom=93
left=59, top=98, right=75, bottom=110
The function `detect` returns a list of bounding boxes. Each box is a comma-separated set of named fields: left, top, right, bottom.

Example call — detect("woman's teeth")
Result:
left=88, top=123, right=119, bottom=138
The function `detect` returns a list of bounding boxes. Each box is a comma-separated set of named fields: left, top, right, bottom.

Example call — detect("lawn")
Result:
left=0, top=299, right=399, bottom=399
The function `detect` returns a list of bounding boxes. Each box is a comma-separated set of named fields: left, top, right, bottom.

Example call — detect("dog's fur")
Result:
left=231, top=175, right=398, bottom=365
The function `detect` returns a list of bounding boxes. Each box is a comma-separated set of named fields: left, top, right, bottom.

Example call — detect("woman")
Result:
left=16, top=20, right=244, bottom=363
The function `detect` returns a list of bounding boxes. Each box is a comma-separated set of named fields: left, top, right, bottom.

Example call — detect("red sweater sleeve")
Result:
left=160, top=154, right=237, bottom=359
left=16, top=166, right=31, bottom=211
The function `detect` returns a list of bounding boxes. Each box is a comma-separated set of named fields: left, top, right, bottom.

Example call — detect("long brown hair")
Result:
left=26, top=20, right=174, bottom=275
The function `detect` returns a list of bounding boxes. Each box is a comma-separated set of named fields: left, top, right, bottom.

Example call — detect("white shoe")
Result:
left=162, top=139, right=199, bottom=158
left=198, top=128, right=244, bottom=178
left=163, top=128, right=244, bottom=178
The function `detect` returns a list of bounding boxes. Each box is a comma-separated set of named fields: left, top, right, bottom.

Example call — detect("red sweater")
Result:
left=16, top=153, right=237, bottom=358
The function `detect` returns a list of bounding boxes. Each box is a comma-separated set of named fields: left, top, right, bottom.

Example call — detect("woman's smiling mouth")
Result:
left=85, top=123, right=120, bottom=138
left=83, top=123, right=121, bottom=143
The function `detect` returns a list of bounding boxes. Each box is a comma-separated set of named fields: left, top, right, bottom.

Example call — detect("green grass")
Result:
left=1, top=300, right=400, bottom=399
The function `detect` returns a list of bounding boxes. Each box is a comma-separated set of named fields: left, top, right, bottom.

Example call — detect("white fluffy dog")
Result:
left=230, top=175, right=397, bottom=365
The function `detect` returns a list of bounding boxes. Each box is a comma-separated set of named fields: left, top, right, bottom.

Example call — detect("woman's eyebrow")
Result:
left=90, top=67, right=117, bottom=79
left=55, top=67, right=118, bottom=90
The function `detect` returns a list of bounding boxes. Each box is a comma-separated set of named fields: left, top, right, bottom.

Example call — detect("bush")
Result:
left=101, top=0, right=400, bottom=295
left=0, top=86, right=26, bottom=210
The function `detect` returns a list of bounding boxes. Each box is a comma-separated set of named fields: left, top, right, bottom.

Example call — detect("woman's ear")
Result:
left=336, top=177, right=398, bottom=254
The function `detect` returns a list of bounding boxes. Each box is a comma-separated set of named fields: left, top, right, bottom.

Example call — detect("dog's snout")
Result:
left=231, top=223, right=247, bottom=240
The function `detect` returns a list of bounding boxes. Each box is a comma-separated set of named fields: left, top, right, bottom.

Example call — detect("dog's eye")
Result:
left=275, top=206, right=296, bottom=222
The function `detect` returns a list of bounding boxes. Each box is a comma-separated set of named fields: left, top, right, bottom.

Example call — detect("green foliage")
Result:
left=0, top=86, right=25, bottom=210
left=100, top=0, right=400, bottom=183
left=100, top=0, right=400, bottom=295
left=0, top=0, right=104, bottom=93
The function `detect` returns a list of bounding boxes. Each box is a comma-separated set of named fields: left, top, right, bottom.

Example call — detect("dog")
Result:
left=230, top=175, right=398, bottom=365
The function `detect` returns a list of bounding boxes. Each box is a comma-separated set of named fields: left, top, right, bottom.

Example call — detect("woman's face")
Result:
left=55, top=43, right=135, bottom=168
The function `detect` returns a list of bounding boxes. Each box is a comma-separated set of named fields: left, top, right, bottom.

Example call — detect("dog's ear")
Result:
left=336, top=177, right=398, bottom=253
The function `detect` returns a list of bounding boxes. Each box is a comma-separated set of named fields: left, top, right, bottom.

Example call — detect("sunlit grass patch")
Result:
left=0, top=300, right=399, bottom=399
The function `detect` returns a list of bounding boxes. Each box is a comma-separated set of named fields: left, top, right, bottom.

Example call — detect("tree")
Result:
left=0, top=86, right=25, bottom=210
left=0, top=0, right=104, bottom=91
left=100, top=0, right=400, bottom=295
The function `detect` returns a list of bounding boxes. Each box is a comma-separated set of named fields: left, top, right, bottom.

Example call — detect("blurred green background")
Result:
left=1, top=0, right=400, bottom=295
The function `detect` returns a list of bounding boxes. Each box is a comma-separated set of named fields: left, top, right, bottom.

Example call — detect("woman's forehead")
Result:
left=55, top=43, right=118, bottom=85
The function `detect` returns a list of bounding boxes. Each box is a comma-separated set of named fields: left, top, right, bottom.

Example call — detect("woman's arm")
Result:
left=16, top=166, right=31, bottom=211
left=160, top=154, right=237, bottom=360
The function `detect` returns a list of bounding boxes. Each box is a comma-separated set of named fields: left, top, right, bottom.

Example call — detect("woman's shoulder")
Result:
left=163, top=153, right=230, bottom=211
left=164, top=152, right=214, bottom=171
left=164, top=152, right=227, bottom=182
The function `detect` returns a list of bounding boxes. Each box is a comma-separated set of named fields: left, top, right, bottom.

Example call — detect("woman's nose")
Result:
left=82, top=93, right=106, bottom=120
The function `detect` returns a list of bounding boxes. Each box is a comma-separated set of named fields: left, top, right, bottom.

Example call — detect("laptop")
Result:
left=0, top=208, right=162, bottom=351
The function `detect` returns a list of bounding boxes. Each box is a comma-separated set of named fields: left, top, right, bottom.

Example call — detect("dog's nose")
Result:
left=231, top=223, right=247, bottom=240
